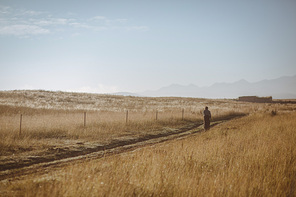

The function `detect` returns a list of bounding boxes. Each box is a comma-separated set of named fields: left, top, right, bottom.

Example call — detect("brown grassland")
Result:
left=0, top=90, right=296, bottom=196
left=0, top=90, right=255, bottom=157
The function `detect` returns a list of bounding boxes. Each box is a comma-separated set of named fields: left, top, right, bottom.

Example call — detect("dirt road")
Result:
left=0, top=115, right=243, bottom=182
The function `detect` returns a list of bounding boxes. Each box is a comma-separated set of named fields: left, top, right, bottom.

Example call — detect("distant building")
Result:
left=238, top=96, right=272, bottom=103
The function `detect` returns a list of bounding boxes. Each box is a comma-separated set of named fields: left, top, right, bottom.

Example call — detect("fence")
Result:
left=15, top=108, right=197, bottom=136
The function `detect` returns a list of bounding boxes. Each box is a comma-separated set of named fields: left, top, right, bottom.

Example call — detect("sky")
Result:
left=1, top=0, right=296, bottom=93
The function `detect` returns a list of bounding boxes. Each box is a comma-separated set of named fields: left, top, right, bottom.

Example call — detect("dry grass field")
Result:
left=0, top=90, right=296, bottom=196
left=0, top=90, right=258, bottom=157
left=1, top=111, right=296, bottom=196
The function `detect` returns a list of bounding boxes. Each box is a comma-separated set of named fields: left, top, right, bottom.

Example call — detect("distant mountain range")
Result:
left=132, top=75, right=296, bottom=99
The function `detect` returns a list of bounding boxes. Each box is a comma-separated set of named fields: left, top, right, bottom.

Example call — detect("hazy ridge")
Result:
left=139, top=75, right=296, bottom=99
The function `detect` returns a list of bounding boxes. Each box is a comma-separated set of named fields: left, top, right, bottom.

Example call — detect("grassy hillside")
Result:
left=2, top=111, right=296, bottom=196
left=0, top=90, right=259, bottom=156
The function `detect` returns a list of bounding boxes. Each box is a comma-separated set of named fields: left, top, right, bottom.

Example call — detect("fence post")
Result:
left=84, top=112, right=86, bottom=127
left=156, top=110, right=158, bottom=121
left=19, top=114, right=22, bottom=136
left=182, top=108, right=184, bottom=120
left=126, top=110, right=128, bottom=124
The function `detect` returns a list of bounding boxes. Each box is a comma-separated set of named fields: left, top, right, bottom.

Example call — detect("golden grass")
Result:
left=2, top=111, right=296, bottom=196
left=0, top=90, right=262, bottom=156
left=0, top=105, right=202, bottom=155
left=1, top=90, right=295, bottom=178
left=1, top=89, right=295, bottom=157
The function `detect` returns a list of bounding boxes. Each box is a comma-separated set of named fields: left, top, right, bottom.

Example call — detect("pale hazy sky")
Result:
left=1, top=0, right=296, bottom=93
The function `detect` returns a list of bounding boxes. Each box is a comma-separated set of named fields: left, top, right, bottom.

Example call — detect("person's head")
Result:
left=205, top=106, right=208, bottom=110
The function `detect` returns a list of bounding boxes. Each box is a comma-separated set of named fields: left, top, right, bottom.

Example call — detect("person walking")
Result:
left=203, top=106, right=211, bottom=131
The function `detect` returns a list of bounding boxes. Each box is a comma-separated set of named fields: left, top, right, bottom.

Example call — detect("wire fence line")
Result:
left=15, top=108, right=200, bottom=136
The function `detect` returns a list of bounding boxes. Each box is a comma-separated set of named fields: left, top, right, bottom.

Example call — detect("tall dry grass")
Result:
left=0, top=90, right=252, bottom=156
left=1, top=90, right=294, bottom=156
left=3, top=111, right=296, bottom=196
left=0, top=108, right=200, bottom=156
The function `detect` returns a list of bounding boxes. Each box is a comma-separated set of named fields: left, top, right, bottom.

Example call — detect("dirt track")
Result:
left=0, top=115, right=243, bottom=182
